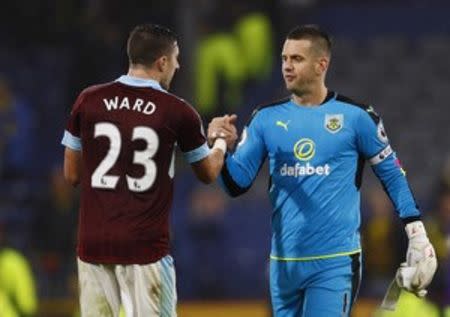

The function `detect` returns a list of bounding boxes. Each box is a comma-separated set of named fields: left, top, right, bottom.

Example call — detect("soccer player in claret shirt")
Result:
left=61, top=24, right=236, bottom=317
left=208, top=25, right=437, bottom=316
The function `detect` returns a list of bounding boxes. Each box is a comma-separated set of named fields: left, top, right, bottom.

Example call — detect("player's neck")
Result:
left=127, top=67, right=161, bottom=84
left=292, top=84, right=328, bottom=107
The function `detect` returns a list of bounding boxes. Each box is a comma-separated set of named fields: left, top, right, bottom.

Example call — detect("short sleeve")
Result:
left=61, top=92, right=84, bottom=151
left=176, top=103, right=209, bottom=163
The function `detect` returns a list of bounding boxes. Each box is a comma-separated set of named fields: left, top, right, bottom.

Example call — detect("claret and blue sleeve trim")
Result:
left=61, top=130, right=82, bottom=151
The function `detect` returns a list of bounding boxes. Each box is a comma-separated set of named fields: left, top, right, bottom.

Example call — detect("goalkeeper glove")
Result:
left=395, top=263, right=428, bottom=298
left=399, top=221, right=437, bottom=295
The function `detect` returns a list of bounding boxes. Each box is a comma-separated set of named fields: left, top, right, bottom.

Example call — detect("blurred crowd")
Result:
left=0, top=0, right=449, bottom=316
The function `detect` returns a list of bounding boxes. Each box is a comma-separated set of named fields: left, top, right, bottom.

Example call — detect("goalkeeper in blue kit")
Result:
left=207, top=25, right=437, bottom=317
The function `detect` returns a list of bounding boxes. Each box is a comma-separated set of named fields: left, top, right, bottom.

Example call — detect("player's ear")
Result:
left=315, top=57, right=329, bottom=75
left=156, top=55, right=168, bottom=72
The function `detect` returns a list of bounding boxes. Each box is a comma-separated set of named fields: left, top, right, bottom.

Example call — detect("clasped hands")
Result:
left=207, top=114, right=239, bottom=151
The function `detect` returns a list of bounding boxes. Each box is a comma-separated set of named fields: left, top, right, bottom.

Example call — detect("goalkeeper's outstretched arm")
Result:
left=355, top=106, right=437, bottom=297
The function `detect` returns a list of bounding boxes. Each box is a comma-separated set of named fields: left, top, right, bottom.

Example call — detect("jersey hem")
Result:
left=270, top=249, right=361, bottom=261
left=78, top=251, right=169, bottom=265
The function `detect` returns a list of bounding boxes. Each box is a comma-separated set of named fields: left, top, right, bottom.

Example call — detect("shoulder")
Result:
left=247, top=97, right=291, bottom=125
left=79, top=82, right=116, bottom=98
left=69, top=82, right=116, bottom=112
left=73, top=82, right=115, bottom=109
left=151, top=89, right=196, bottom=113
left=334, top=93, right=381, bottom=124
left=170, top=95, right=195, bottom=112
left=169, top=95, right=202, bottom=120
left=334, top=93, right=370, bottom=111
left=161, top=95, right=202, bottom=127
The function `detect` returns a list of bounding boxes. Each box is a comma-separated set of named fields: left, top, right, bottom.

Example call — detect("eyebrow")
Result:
left=281, top=53, right=304, bottom=59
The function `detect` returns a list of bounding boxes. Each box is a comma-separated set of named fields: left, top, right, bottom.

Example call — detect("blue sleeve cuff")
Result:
left=183, top=142, right=210, bottom=163
left=61, top=130, right=82, bottom=151
left=219, top=154, right=251, bottom=197
left=401, top=216, right=422, bottom=225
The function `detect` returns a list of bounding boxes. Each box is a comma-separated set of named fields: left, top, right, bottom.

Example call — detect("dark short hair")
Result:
left=286, top=25, right=332, bottom=56
left=127, top=24, right=178, bottom=67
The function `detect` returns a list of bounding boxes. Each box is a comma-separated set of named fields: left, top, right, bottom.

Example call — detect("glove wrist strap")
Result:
left=405, top=220, right=427, bottom=240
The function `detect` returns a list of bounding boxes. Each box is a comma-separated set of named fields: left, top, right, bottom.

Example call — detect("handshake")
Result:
left=207, top=114, right=239, bottom=151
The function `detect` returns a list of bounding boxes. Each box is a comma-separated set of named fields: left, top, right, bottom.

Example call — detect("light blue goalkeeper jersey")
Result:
left=219, top=91, right=421, bottom=260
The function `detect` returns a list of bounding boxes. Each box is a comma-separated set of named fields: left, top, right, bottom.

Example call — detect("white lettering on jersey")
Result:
left=103, top=97, right=156, bottom=115
left=132, top=98, right=144, bottom=112
left=280, top=163, right=331, bottom=177
left=143, top=101, right=156, bottom=115
left=119, top=97, right=130, bottom=110
left=103, top=97, right=119, bottom=111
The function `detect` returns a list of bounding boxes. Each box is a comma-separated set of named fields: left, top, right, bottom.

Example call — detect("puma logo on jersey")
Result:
left=276, top=120, right=290, bottom=131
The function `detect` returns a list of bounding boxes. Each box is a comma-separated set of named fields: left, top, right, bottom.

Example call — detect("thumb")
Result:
left=227, top=114, right=238, bottom=124
left=415, top=289, right=428, bottom=298
left=411, top=270, right=423, bottom=289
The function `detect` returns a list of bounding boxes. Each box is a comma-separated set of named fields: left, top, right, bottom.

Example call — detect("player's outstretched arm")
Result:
left=191, top=115, right=238, bottom=184
left=64, top=147, right=82, bottom=186
left=191, top=143, right=226, bottom=184
left=355, top=106, right=437, bottom=299
left=214, top=110, right=267, bottom=197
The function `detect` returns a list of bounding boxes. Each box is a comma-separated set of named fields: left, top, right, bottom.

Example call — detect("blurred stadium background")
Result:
left=0, top=0, right=449, bottom=316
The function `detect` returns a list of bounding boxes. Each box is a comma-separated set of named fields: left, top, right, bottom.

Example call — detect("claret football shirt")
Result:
left=62, top=75, right=209, bottom=264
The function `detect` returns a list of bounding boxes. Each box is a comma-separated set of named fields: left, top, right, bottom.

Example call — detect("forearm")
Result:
left=371, top=155, right=420, bottom=220
left=205, top=148, right=226, bottom=182
left=192, top=139, right=226, bottom=184
left=64, top=148, right=82, bottom=187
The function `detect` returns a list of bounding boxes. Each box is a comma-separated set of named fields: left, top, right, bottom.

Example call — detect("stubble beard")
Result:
left=287, top=77, right=314, bottom=97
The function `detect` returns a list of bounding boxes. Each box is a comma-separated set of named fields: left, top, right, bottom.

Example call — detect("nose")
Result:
left=283, top=60, right=292, bottom=72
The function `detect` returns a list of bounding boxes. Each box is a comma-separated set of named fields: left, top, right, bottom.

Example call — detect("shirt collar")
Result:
left=115, top=75, right=165, bottom=92
left=321, top=90, right=336, bottom=104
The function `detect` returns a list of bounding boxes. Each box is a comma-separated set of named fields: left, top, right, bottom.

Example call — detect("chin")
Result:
left=285, top=83, right=296, bottom=93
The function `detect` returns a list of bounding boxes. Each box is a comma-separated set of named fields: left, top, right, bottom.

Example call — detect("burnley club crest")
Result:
left=324, top=114, right=344, bottom=133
